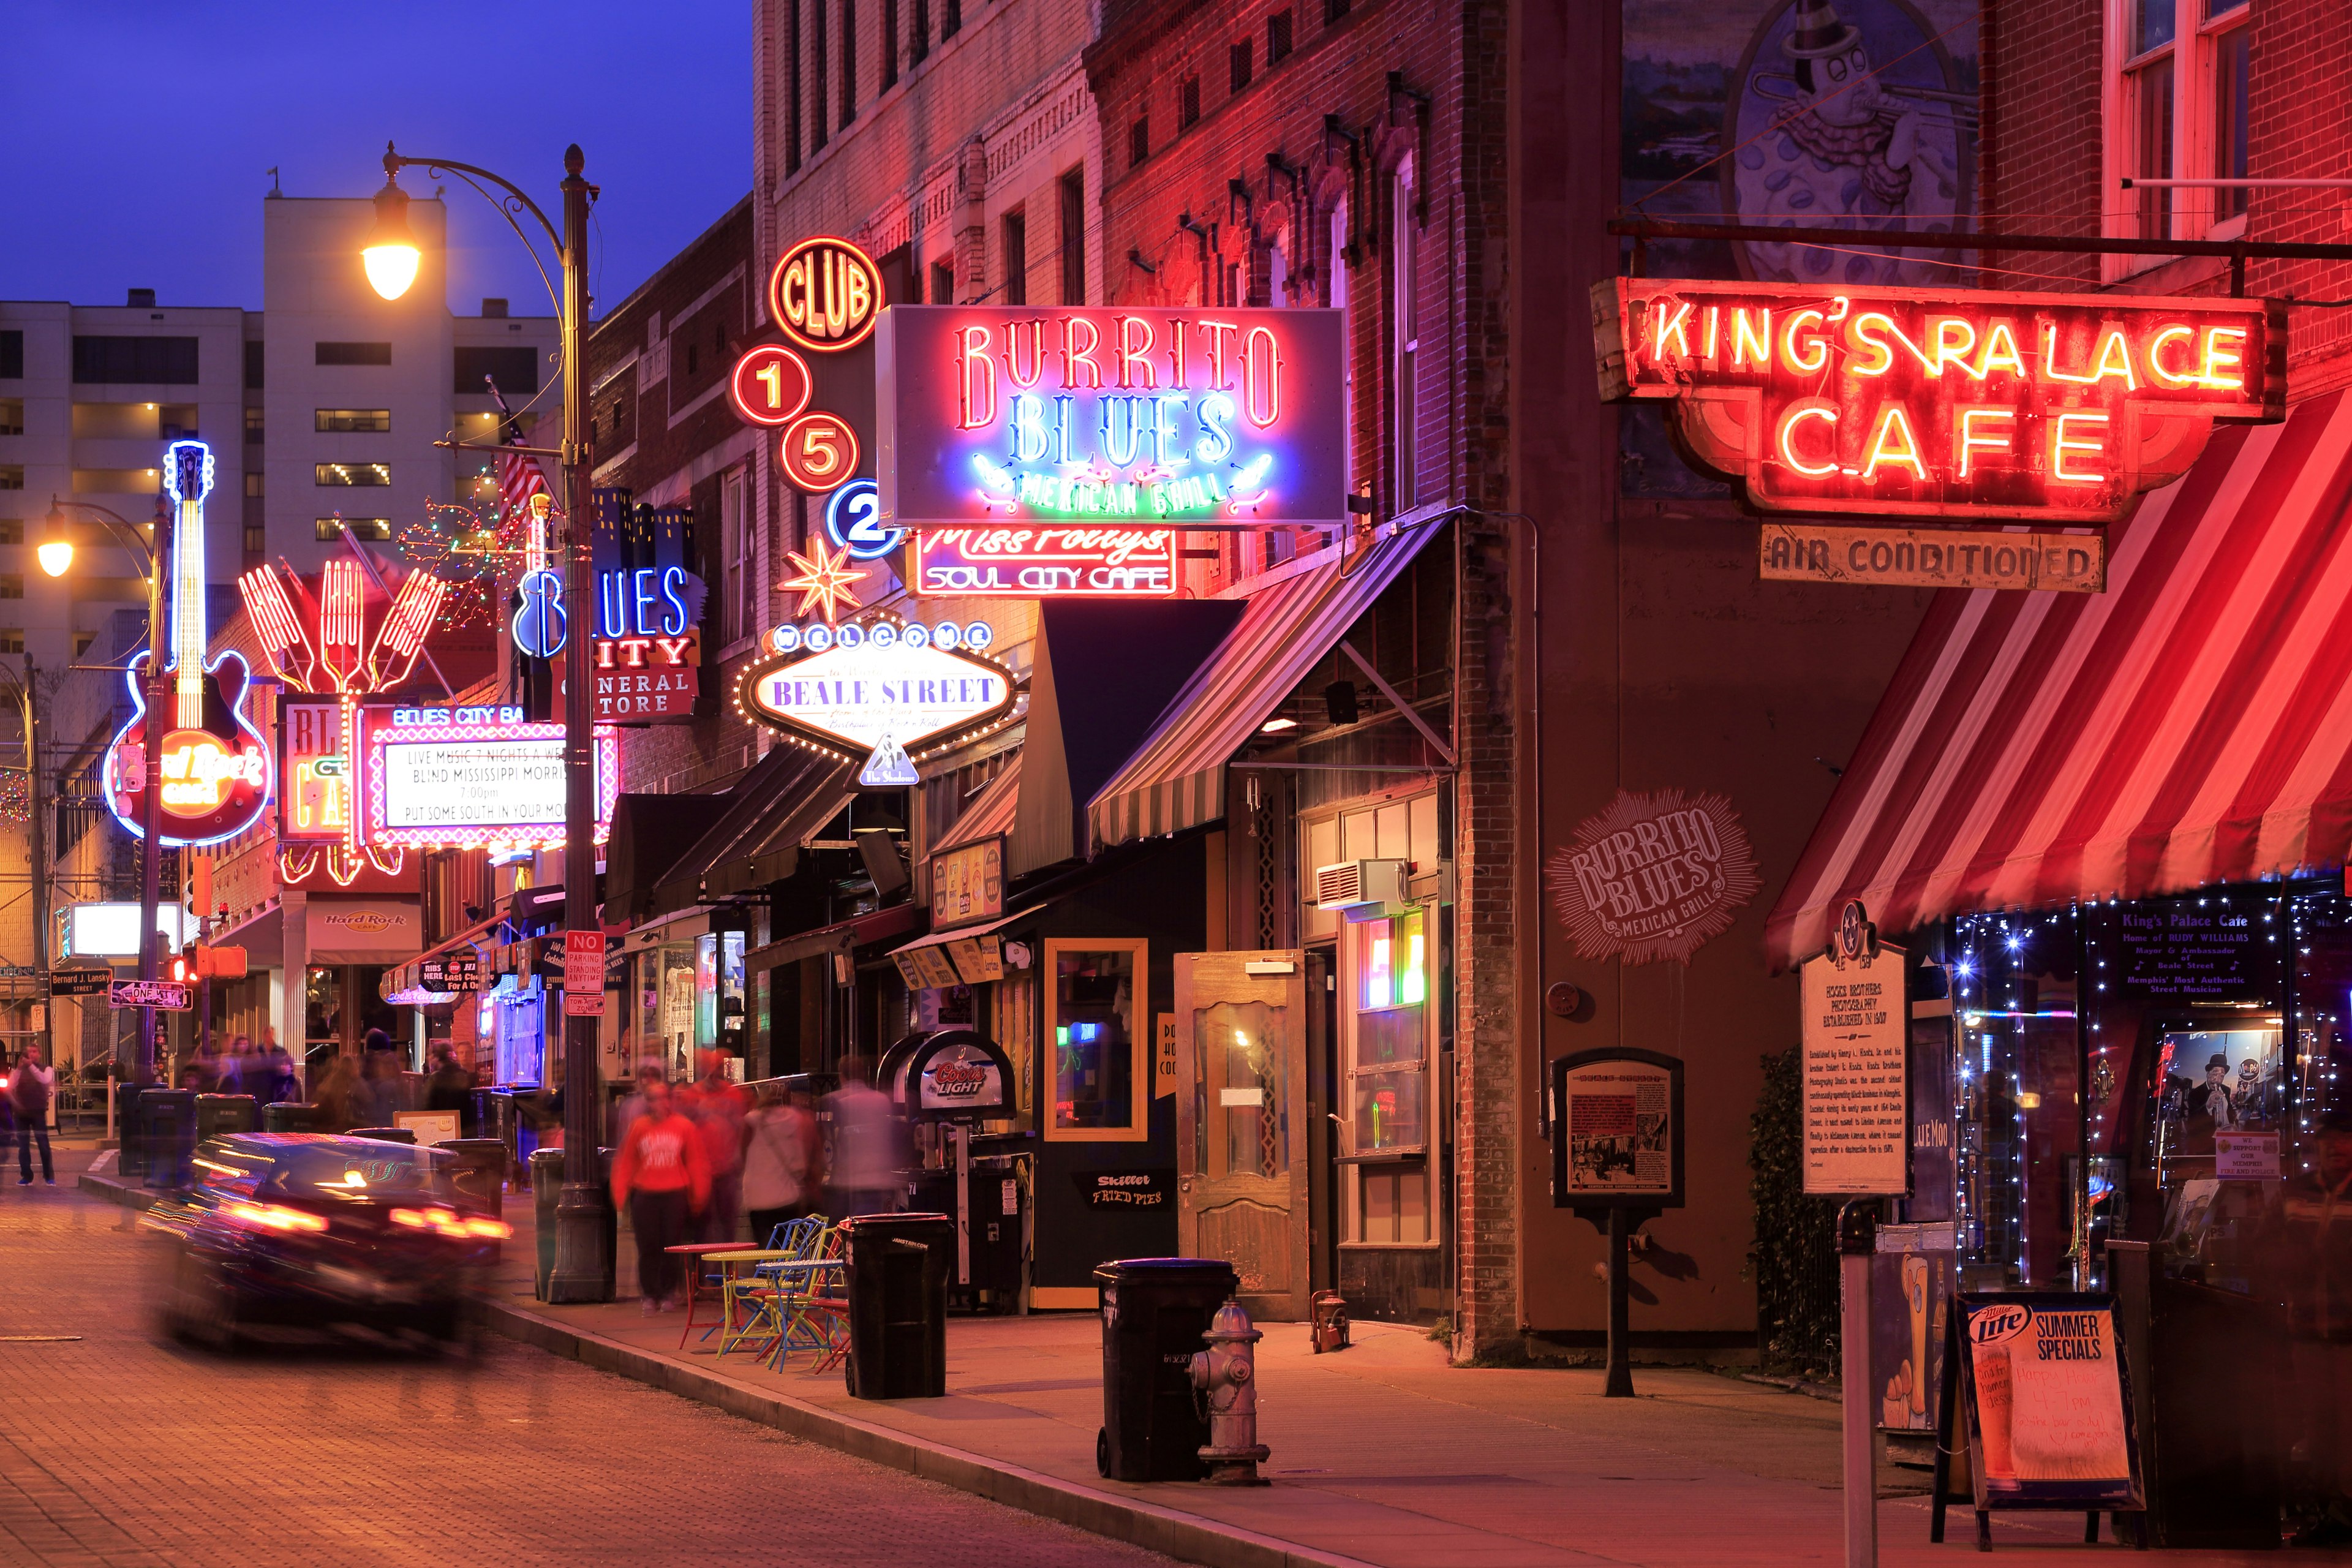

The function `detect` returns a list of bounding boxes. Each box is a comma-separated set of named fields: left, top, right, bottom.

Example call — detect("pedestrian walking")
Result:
left=257, top=1039, right=298, bottom=1107
left=10, top=1044, right=55, bottom=1185
left=426, top=1043, right=475, bottom=1134
left=821, top=1057, right=906, bottom=1219
left=682, top=1049, right=750, bottom=1243
left=312, top=1054, right=361, bottom=1133
left=354, top=1030, right=406, bottom=1127
left=611, top=1074, right=709, bottom=1313
left=743, top=1082, right=822, bottom=1241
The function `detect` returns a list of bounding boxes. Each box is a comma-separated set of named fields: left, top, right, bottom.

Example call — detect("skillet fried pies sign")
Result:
left=1545, top=789, right=1761, bottom=965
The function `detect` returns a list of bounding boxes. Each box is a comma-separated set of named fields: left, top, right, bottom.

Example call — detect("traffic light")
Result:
left=175, top=943, right=251, bottom=982
left=171, top=947, right=195, bottom=986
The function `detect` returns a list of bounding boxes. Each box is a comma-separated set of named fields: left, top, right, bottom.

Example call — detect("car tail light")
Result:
left=391, top=1206, right=508, bottom=1240
left=225, top=1201, right=328, bottom=1234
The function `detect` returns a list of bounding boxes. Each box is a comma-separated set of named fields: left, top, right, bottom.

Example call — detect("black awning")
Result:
left=706, top=763, right=859, bottom=899
left=645, top=745, right=858, bottom=920
left=605, top=793, right=719, bottom=927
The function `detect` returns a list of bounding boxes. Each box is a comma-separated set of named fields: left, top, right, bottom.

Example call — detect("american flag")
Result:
left=484, top=379, right=552, bottom=520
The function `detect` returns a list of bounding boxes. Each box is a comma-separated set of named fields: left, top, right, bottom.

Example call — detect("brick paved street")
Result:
left=0, top=1185, right=1172, bottom=1568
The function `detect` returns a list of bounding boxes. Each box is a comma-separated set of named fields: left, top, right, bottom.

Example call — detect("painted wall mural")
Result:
left=1545, top=789, right=1763, bottom=965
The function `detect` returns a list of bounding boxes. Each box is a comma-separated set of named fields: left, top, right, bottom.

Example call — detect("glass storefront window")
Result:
left=1045, top=940, right=1145, bottom=1140
left=1195, top=999, right=1287, bottom=1178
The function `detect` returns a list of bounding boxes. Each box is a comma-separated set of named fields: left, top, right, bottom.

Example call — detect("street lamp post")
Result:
left=365, top=142, right=609, bottom=1303
left=40, top=498, right=168, bottom=1084
left=0, top=659, right=50, bottom=1061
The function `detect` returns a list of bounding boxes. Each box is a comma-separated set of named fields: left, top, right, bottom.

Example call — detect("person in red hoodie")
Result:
left=610, top=1076, right=711, bottom=1314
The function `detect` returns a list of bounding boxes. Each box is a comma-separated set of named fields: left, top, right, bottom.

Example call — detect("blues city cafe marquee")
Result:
left=1593, top=277, right=2282, bottom=522
left=875, top=305, right=1349, bottom=597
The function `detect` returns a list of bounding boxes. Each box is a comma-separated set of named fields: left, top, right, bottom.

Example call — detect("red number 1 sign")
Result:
left=728, top=343, right=813, bottom=427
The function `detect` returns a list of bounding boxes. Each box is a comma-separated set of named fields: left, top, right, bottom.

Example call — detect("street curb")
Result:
left=480, top=1296, right=1373, bottom=1568
left=75, top=1171, right=1366, bottom=1568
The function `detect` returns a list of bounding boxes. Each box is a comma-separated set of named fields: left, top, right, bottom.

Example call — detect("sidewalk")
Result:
left=77, top=1170, right=2335, bottom=1568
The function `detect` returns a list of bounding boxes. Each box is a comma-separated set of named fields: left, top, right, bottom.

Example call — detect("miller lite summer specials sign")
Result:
left=1544, top=788, right=1761, bottom=965
left=1591, top=278, right=2282, bottom=522
left=875, top=306, right=1350, bottom=596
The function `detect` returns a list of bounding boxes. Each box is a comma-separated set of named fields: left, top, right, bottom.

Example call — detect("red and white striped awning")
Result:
left=1768, top=390, right=2352, bottom=969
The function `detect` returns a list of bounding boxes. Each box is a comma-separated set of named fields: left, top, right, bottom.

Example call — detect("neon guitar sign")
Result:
left=103, top=440, right=274, bottom=846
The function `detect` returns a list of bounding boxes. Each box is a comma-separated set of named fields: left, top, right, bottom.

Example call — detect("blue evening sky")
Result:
left=0, top=1, right=750, bottom=317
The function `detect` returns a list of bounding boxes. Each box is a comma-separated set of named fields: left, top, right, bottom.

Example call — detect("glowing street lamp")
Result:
left=36, top=508, right=72, bottom=578
left=363, top=165, right=421, bottom=301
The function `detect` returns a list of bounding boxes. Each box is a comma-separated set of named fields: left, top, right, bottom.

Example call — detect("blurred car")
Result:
left=146, top=1133, right=509, bottom=1350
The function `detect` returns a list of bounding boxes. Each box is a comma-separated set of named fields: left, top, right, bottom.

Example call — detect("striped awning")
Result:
left=1768, top=390, right=2352, bottom=969
left=935, top=753, right=1020, bottom=856
left=1089, top=522, right=1444, bottom=849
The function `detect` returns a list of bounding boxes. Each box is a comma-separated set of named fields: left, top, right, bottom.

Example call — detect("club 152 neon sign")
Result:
left=876, top=305, right=1349, bottom=537
left=1594, top=278, right=2284, bottom=521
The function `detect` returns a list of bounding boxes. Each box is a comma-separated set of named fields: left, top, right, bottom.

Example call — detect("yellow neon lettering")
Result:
left=2198, top=326, right=2248, bottom=390
left=1975, top=321, right=2028, bottom=379
left=2040, top=322, right=2103, bottom=385
left=1732, top=308, right=1773, bottom=369
left=2146, top=325, right=2197, bottom=388
left=2089, top=326, right=2138, bottom=389
left=1956, top=407, right=2015, bottom=478
left=2051, top=412, right=2110, bottom=483
left=1847, top=312, right=1898, bottom=377
left=1648, top=301, right=1694, bottom=364
left=1701, top=305, right=1720, bottom=361
left=1929, top=317, right=1980, bottom=380
left=1861, top=404, right=1928, bottom=481
left=1775, top=402, right=1840, bottom=477
left=1780, top=309, right=1828, bottom=374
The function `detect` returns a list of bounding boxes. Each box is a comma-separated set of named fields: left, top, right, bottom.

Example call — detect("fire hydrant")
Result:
left=1189, top=1297, right=1271, bottom=1485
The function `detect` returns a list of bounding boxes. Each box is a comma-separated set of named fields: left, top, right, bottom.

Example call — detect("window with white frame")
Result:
left=2109, top=0, right=2252, bottom=261
left=720, top=467, right=752, bottom=646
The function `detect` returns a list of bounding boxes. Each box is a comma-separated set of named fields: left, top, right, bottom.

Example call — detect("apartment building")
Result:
left=0, top=191, right=556, bottom=677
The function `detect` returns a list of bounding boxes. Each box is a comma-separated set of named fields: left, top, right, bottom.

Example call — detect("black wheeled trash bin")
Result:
left=138, top=1090, right=197, bottom=1191
left=116, top=1081, right=149, bottom=1177
left=262, top=1101, right=322, bottom=1133
left=840, top=1212, right=954, bottom=1400
left=1093, top=1257, right=1239, bottom=1482
left=195, top=1094, right=256, bottom=1140
left=530, top=1146, right=565, bottom=1299
left=442, top=1139, right=507, bottom=1217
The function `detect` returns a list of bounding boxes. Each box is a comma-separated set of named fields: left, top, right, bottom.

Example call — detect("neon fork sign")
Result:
left=1594, top=278, right=2283, bottom=522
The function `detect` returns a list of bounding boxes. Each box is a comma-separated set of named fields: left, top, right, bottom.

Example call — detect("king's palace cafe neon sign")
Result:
left=1593, top=278, right=2283, bottom=523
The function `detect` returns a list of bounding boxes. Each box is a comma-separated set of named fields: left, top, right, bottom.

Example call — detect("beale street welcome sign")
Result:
left=1591, top=278, right=2282, bottom=524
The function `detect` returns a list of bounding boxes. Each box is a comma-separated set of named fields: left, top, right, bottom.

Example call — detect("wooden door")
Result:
left=1174, top=951, right=1310, bottom=1321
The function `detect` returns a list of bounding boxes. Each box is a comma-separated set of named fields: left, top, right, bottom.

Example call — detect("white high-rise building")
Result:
left=0, top=190, right=557, bottom=674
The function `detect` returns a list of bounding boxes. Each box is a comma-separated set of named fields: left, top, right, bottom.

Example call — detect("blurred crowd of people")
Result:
left=610, top=1047, right=904, bottom=1314
left=178, top=1030, right=303, bottom=1107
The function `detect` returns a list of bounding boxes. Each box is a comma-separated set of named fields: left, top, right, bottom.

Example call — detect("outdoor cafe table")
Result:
left=664, top=1245, right=786, bottom=1349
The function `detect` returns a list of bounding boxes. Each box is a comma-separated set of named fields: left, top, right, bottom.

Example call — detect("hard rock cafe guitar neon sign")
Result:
left=103, top=441, right=274, bottom=846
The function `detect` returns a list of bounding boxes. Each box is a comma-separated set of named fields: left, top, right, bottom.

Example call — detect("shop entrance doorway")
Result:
left=1174, top=950, right=1309, bottom=1320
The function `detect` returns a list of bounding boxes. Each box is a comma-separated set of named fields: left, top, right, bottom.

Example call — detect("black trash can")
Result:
left=261, top=1101, right=322, bottom=1134
left=115, top=1080, right=150, bottom=1177
left=1093, top=1257, right=1239, bottom=1482
left=195, top=1093, right=256, bottom=1141
left=840, top=1212, right=954, bottom=1400
left=349, top=1126, right=416, bottom=1144
left=442, top=1138, right=507, bottom=1216
left=137, top=1089, right=197, bottom=1192
left=472, top=1087, right=514, bottom=1156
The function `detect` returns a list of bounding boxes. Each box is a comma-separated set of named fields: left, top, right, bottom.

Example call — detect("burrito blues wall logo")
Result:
left=1544, top=788, right=1762, bottom=964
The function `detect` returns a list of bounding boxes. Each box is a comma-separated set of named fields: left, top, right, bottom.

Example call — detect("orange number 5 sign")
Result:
left=778, top=412, right=860, bottom=492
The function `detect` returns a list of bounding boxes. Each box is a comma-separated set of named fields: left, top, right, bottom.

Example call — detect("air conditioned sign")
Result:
left=1592, top=277, right=2283, bottom=522
left=876, top=305, right=1350, bottom=540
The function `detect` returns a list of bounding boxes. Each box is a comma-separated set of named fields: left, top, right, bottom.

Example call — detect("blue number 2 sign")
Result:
left=824, top=478, right=902, bottom=562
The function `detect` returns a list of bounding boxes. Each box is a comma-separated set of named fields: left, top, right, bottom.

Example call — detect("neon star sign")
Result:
left=875, top=306, right=1349, bottom=551
left=1594, top=279, right=2284, bottom=522
left=778, top=536, right=867, bottom=624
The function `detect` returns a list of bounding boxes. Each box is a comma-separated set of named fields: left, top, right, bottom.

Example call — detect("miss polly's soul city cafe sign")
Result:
left=1591, top=277, right=2285, bottom=591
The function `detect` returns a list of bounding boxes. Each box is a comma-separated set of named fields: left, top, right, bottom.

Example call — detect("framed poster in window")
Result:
left=1042, top=938, right=1147, bottom=1142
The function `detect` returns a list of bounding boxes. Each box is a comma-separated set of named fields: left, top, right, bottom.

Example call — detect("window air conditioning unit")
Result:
left=1313, top=858, right=1409, bottom=917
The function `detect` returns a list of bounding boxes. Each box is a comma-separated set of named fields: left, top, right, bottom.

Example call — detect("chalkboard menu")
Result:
left=2109, top=897, right=2280, bottom=1000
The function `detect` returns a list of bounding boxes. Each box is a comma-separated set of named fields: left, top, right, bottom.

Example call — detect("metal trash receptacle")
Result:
left=840, top=1212, right=954, bottom=1400
left=441, top=1138, right=508, bottom=1216
left=1093, top=1257, right=1239, bottom=1482
left=261, top=1101, right=322, bottom=1134
left=529, top=1146, right=565, bottom=1299
left=137, top=1090, right=197, bottom=1191
left=116, top=1081, right=151, bottom=1177
left=195, top=1094, right=256, bottom=1141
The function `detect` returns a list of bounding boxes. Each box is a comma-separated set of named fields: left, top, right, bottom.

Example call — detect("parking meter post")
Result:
left=1839, top=1199, right=1880, bottom=1568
